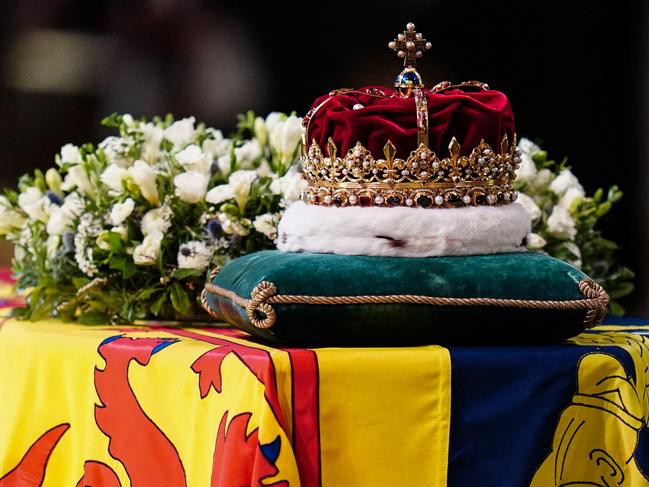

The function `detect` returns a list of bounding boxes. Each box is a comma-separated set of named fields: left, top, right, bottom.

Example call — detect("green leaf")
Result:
left=72, top=277, right=91, bottom=289
left=109, top=255, right=138, bottom=280
left=172, top=268, right=204, bottom=280
left=150, top=293, right=167, bottom=316
left=101, top=113, right=122, bottom=128
left=607, top=301, right=625, bottom=316
left=609, top=282, right=635, bottom=300
left=596, top=201, right=611, bottom=217
left=170, top=282, right=190, bottom=314
left=107, top=232, right=124, bottom=253
left=77, top=310, right=110, bottom=325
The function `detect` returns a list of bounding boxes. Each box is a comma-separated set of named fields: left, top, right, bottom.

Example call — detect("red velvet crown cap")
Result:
left=306, top=86, right=515, bottom=158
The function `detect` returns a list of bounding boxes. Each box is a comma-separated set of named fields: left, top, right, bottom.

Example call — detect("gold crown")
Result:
left=300, top=135, right=522, bottom=209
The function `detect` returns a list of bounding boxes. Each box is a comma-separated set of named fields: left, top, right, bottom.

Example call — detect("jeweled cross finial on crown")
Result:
left=388, top=22, right=432, bottom=97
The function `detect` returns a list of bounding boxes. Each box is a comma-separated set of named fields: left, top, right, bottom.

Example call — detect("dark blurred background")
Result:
left=0, top=0, right=647, bottom=312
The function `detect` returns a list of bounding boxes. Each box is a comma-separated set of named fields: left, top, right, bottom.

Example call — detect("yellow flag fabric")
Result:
left=0, top=319, right=451, bottom=487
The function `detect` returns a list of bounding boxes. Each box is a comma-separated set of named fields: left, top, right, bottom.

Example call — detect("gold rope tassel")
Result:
left=203, top=278, right=610, bottom=330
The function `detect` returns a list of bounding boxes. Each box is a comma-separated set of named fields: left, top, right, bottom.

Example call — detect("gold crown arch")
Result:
left=300, top=23, right=523, bottom=209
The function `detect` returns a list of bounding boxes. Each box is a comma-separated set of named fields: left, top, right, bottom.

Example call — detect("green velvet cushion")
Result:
left=202, top=250, right=608, bottom=346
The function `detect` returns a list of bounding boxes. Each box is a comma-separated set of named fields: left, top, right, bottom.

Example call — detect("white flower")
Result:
left=206, top=169, right=258, bottom=211
left=96, top=232, right=112, bottom=251
left=270, top=115, right=303, bottom=166
left=174, top=171, right=209, bottom=204
left=63, top=165, right=96, bottom=198
left=202, top=129, right=230, bottom=158
left=253, top=213, right=279, bottom=240
left=45, top=168, right=62, bottom=193
left=141, top=206, right=172, bottom=236
left=109, top=198, right=135, bottom=226
left=228, top=170, right=258, bottom=208
left=217, top=213, right=250, bottom=236
left=46, top=207, right=71, bottom=235
left=205, top=184, right=234, bottom=205
left=515, top=192, right=542, bottom=222
left=270, top=167, right=306, bottom=206
left=526, top=233, right=547, bottom=250
left=46, top=235, right=60, bottom=261
left=216, top=154, right=232, bottom=175
left=264, top=112, right=284, bottom=136
left=140, top=122, right=164, bottom=162
left=516, top=138, right=539, bottom=183
left=0, top=196, right=25, bottom=235
left=101, top=164, right=129, bottom=193
left=175, top=144, right=211, bottom=175
left=99, top=136, right=129, bottom=167
left=18, top=187, right=50, bottom=223
left=133, top=232, right=163, bottom=266
left=163, top=117, right=196, bottom=149
left=254, top=116, right=269, bottom=146
left=561, top=241, right=583, bottom=268
left=58, top=143, right=82, bottom=165
left=128, top=160, right=159, bottom=206
left=534, top=168, right=555, bottom=188
left=177, top=240, right=212, bottom=270
left=122, top=114, right=135, bottom=127
left=234, top=139, right=262, bottom=168
left=559, top=186, right=585, bottom=210
left=549, top=169, right=584, bottom=197
left=547, top=205, right=577, bottom=240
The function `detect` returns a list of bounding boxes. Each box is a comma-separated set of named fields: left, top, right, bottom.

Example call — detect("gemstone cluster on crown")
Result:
left=300, top=135, right=522, bottom=209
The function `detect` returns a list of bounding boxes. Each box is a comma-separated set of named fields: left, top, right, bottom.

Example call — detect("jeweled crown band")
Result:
left=300, top=135, right=522, bottom=209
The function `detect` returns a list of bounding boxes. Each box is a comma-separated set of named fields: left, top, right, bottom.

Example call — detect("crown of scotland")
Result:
left=300, top=23, right=521, bottom=209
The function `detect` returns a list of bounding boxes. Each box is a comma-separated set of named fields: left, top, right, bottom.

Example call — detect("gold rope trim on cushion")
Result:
left=202, top=278, right=609, bottom=330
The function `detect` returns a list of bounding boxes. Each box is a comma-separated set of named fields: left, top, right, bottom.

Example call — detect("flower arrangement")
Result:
left=514, top=138, right=634, bottom=314
left=0, top=114, right=634, bottom=324
left=1, top=112, right=304, bottom=323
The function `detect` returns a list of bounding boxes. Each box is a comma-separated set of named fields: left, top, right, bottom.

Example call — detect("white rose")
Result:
left=559, top=186, right=585, bottom=210
left=101, top=164, right=129, bottom=193
left=18, top=187, right=50, bottom=223
left=253, top=213, right=279, bottom=240
left=99, top=136, right=129, bottom=167
left=133, top=232, right=163, bottom=266
left=515, top=192, right=542, bottom=222
left=174, top=171, right=209, bottom=204
left=270, top=115, right=303, bottom=166
left=63, top=165, right=96, bottom=198
left=234, top=139, right=262, bottom=168
left=526, top=233, right=547, bottom=250
left=177, top=240, right=212, bottom=270
left=205, top=184, right=235, bottom=205
left=549, top=169, right=583, bottom=197
left=109, top=198, right=135, bottom=226
left=163, top=117, right=196, bottom=149
left=58, top=143, right=82, bottom=165
left=140, top=122, right=164, bottom=162
left=270, top=167, right=306, bottom=205
left=202, top=129, right=230, bottom=158
left=122, top=114, right=135, bottom=127
left=175, top=144, right=211, bottom=175
left=128, top=160, right=159, bottom=206
left=228, top=170, right=258, bottom=211
left=141, top=206, right=172, bottom=236
left=561, top=241, right=583, bottom=268
left=0, top=196, right=25, bottom=235
left=547, top=205, right=577, bottom=240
